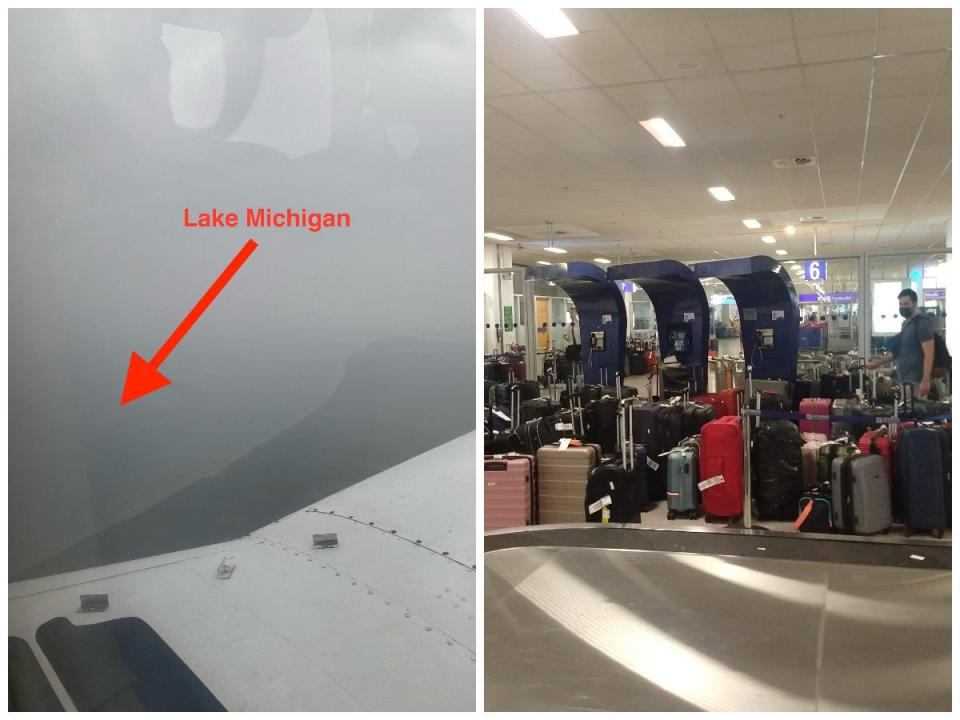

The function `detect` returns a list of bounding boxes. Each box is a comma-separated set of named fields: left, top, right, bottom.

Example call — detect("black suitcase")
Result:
left=631, top=402, right=682, bottom=501
left=628, top=352, right=647, bottom=375
left=898, top=425, right=947, bottom=538
left=681, top=402, right=715, bottom=439
left=757, top=391, right=789, bottom=413
left=517, top=380, right=540, bottom=403
left=847, top=402, right=893, bottom=441
left=519, top=398, right=556, bottom=424
left=542, top=355, right=570, bottom=385
left=584, top=451, right=648, bottom=523
left=583, top=397, right=618, bottom=454
left=752, top=420, right=803, bottom=520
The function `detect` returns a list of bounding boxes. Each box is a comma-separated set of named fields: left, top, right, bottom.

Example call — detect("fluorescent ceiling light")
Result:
left=708, top=186, right=735, bottom=202
left=784, top=225, right=796, bottom=236
left=513, top=8, right=578, bottom=38
left=775, top=249, right=788, bottom=256
left=593, top=257, right=611, bottom=264
left=536, top=260, right=552, bottom=265
left=639, top=118, right=685, bottom=147
left=761, top=235, right=777, bottom=244
left=484, top=232, right=512, bottom=242
left=742, top=218, right=761, bottom=229
left=544, top=246, right=568, bottom=254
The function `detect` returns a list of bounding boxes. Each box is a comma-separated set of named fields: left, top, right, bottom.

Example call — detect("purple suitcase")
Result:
left=484, top=454, right=536, bottom=530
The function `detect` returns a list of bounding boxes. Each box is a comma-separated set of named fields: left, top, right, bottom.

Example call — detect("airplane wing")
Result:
left=8, top=433, right=476, bottom=711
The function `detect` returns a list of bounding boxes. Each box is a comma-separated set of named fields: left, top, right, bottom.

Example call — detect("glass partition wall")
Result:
left=867, top=252, right=949, bottom=356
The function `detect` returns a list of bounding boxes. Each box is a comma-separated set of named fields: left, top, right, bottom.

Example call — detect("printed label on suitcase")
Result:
left=558, top=438, right=571, bottom=450
left=647, top=457, right=660, bottom=471
left=698, top=474, right=725, bottom=491
left=588, top=495, right=612, bottom=514
left=492, top=409, right=511, bottom=422
left=555, top=422, right=573, bottom=431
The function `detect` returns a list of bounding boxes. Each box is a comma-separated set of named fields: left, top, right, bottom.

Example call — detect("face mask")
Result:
left=899, top=307, right=913, bottom=319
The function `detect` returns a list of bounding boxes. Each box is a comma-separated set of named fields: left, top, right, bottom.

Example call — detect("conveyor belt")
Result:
left=485, top=525, right=951, bottom=711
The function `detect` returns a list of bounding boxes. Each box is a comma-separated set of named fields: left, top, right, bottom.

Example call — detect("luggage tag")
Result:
left=646, top=457, right=660, bottom=471
left=588, top=495, right=612, bottom=515
left=492, top=409, right=511, bottom=422
left=698, top=474, right=724, bottom=491
left=558, top=438, right=571, bottom=451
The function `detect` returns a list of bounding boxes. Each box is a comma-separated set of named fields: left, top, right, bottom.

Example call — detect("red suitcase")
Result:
left=858, top=428, right=897, bottom=514
left=799, top=398, right=832, bottom=436
left=699, top=416, right=744, bottom=520
left=693, top=388, right=742, bottom=419
left=484, top=454, right=536, bottom=530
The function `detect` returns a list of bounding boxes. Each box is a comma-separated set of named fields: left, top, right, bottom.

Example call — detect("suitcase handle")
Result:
left=485, top=461, right=508, bottom=471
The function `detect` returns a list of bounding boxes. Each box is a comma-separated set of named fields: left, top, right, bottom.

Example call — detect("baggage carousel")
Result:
left=485, top=525, right=952, bottom=712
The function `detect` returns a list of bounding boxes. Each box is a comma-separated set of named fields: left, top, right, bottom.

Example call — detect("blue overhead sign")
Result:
left=803, top=259, right=827, bottom=281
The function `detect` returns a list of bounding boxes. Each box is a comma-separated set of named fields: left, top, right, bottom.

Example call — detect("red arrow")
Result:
left=120, top=238, right=258, bottom=406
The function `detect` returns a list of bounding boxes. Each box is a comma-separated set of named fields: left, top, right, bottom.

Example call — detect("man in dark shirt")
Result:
left=866, top=289, right=935, bottom=398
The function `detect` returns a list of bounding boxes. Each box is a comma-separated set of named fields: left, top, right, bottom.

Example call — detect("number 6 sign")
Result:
left=803, top=260, right=827, bottom=281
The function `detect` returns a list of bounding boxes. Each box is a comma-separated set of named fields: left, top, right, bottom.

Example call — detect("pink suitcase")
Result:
left=484, top=454, right=536, bottom=530
left=799, top=398, right=831, bottom=436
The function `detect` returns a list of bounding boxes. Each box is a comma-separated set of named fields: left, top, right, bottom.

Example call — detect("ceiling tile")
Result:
left=643, top=49, right=727, bottom=80
left=562, top=8, right=618, bottom=32
left=704, top=9, right=794, bottom=48
left=802, top=58, right=873, bottom=87
left=879, top=8, right=952, bottom=29
left=551, top=28, right=641, bottom=66
left=797, top=32, right=876, bottom=64
left=579, top=58, right=658, bottom=86
left=733, top=66, right=803, bottom=93
left=877, top=24, right=952, bottom=55
left=617, top=18, right=716, bottom=55
left=792, top=9, right=879, bottom=37
left=720, top=40, right=798, bottom=73
left=607, top=9, right=698, bottom=27
left=509, top=63, right=593, bottom=93
left=666, top=73, right=738, bottom=100
left=485, top=70, right=530, bottom=97
left=874, top=51, right=950, bottom=79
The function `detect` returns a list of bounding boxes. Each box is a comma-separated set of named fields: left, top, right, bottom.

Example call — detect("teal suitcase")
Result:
left=666, top=443, right=699, bottom=520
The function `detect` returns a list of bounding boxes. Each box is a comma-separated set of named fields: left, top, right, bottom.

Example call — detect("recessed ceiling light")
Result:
left=513, top=8, right=578, bottom=38
left=639, top=118, right=685, bottom=147
left=536, top=260, right=552, bottom=266
left=708, top=186, right=735, bottom=202
left=593, top=257, right=611, bottom=264
left=784, top=225, right=796, bottom=236
left=775, top=249, right=788, bottom=256
left=742, top=218, right=761, bottom=229
left=761, top=235, right=777, bottom=244
left=484, top=232, right=513, bottom=242
left=544, top=246, right=567, bottom=254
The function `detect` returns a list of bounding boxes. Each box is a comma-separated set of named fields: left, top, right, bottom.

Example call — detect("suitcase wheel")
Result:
left=704, top=514, right=713, bottom=524
left=667, top=510, right=677, bottom=521
left=688, top=511, right=698, bottom=520
left=932, top=528, right=944, bottom=540
left=904, top=527, right=913, bottom=538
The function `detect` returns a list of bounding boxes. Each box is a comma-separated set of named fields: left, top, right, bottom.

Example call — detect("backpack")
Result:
left=933, top=332, right=951, bottom=378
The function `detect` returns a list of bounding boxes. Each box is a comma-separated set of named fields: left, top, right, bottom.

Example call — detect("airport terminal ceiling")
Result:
left=484, top=8, right=951, bottom=265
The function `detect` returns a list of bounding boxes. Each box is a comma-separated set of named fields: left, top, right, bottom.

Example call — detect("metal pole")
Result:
left=743, top=404, right=753, bottom=530
left=523, top=279, right=538, bottom=386
left=494, top=245, right=505, bottom=355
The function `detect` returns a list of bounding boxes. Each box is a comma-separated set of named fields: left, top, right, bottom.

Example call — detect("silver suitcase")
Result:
left=831, top=453, right=891, bottom=535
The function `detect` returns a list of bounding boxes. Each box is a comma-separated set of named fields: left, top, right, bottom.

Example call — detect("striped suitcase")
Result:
left=484, top=454, right=536, bottom=530
left=799, top=398, right=831, bottom=436
left=536, top=443, right=602, bottom=524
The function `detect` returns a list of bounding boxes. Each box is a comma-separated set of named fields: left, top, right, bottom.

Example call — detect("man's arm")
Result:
left=919, top=339, right=935, bottom=396
left=866, top=353, right=893, bottom=370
